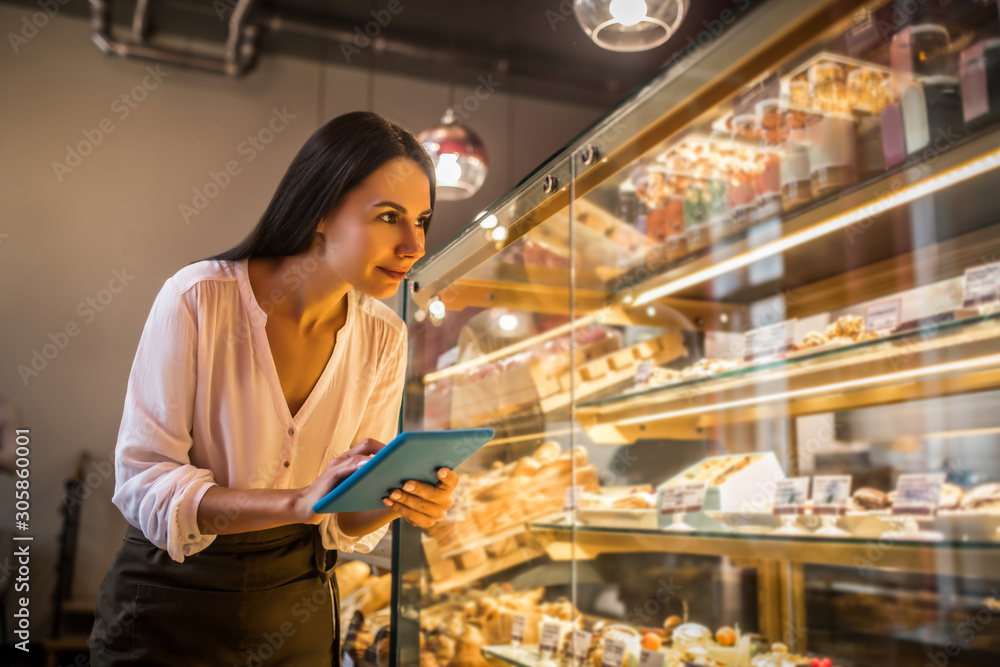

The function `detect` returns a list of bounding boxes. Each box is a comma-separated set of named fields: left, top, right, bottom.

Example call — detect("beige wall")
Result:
left=0, top=4, right=603, bottom=641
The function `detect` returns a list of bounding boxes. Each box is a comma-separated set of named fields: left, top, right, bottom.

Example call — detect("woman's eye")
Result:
left=378, top=211, right=398, bottom=224
left=417, top=217, right=429, bottom=228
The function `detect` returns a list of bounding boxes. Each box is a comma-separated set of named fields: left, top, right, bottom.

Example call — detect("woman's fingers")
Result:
left=382, top=498, right=436, bottom=528
left=347, top=438, right=386, bottom=457
left=435, top=468, right=458, bottom=491
left=381, top=468, right=458, bottom=527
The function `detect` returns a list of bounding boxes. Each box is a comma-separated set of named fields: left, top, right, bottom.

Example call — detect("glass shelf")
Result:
left=482, top=644, right=543, bottom=667
left=530, top=522, right=1000, bottom=579
left=574, top=310, right=1000, bottom=441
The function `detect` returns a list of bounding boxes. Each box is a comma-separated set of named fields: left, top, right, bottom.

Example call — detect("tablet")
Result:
left=311, top=428, right=495, bottom=514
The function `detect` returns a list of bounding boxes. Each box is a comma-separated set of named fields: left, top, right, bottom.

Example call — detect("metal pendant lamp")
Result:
left=573, top=0, right=689, bottom=52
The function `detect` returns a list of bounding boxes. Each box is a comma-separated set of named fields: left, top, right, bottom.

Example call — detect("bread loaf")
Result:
left=335, top=560, right=372, bottom=597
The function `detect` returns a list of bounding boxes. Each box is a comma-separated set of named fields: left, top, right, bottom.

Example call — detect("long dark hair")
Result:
left=209, top=111, right=435, bottom=261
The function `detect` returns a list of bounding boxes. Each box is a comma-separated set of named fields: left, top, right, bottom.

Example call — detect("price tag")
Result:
left=660, top=482, right=708, bottom=515
left=564, top=486, right=583, bottom=512
left=539, top=622, right=562, bottom=656
left=634, top=359, right=654, bottom=385
left=812, top=475, right=853, bottom=516
left=744, top=319, right=796, bottom=362
left=892, top=473, right=946, bottom=517
left=962, top=263, right=1000, bottom=307
left=639, top=649, right=665, bottom=667
left=865, top=300, right=902, bottom=333
left=571, top=630, right=593, bottom=664
left=510, top=614, right=527, bottom=645
left=773, top=477, right=810, bottom=516
left=601, top=638, right=628, bottom=667
left=436, top=346, right=459, bottom=371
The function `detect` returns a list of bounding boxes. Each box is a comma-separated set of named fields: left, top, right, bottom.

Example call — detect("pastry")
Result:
left=335, top=560, right=371, bottom=597
left=512, top=456, right=542, bottom=477
left=533, top=441, right=562, bottom=464
left=359, top=574, right=392, bottom=615
left=939, top=483, right=964, bottom=510
left=802, top=331, right=827, bottom=348
left=851, top=487, right=890, bottom=510
left=612, top=494, right=654, bottom=510
left=959, top=483, right=1000, bottom=511
left=715, top=626, right=736, bottom=646
left=447, top=625, right=489, bottom=667
left=670, top=623, right=713, bottom=650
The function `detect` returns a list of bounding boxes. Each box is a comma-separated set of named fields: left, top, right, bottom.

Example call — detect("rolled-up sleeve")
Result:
left=321, top=327, right=407, bottom=553
left=112, top=278, right=217, bottom=563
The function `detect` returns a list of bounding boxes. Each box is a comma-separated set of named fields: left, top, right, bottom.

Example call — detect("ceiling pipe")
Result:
left=86, top=0, right=619, bottom=95
left=89, top=0, right=259, bottom=76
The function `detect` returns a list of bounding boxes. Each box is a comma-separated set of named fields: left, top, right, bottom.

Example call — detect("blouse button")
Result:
left=287, top=427, right=295, bottom=436
left=188, top=533, right=195, bottom=540
left=283, top=461, right=290, bottom=468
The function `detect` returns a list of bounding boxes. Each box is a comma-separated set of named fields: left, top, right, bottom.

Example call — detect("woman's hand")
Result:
left=291, top=438, right=385, bottom=525
left=382, top=468, right=458, bottom=529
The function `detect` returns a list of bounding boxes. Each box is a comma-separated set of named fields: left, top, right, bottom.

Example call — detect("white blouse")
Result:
left=112, top=258, right=405, bottom=562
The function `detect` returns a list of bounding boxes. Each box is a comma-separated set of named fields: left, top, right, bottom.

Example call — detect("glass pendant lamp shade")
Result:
left=573, top=0, right=689, bottom=52
left=418, top=108, right=488, bottom=201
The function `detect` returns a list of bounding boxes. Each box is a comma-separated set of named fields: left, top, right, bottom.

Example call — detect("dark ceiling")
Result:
left=2, top=0, right=751, bottom=108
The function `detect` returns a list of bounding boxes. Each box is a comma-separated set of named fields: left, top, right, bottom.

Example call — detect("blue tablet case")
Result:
left=311, top=428, right=495, bottom=513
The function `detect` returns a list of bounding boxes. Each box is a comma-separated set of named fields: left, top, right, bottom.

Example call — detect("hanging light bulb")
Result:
left=573, top=0, right=689, bottom=52
left=498, top=314, right=519, bottom=331
left=418, top=108, right=489, bottom=201
left=609, top=0, right=646, bottom=26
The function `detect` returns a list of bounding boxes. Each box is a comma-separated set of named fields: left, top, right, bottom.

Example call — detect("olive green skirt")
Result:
left=90, top=523, right=340, bottom=666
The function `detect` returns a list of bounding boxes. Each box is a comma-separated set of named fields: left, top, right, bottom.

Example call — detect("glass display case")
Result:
left=381, top=1, right=1000, bottom=666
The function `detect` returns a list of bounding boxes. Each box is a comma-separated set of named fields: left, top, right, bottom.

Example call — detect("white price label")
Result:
left=773, top=477, right=810, bottom=515
left=660, top=482, right=707, bottom=515
left=540, top=622, right=563, bottom=656
left=963, top=264, right=1000, bottom=308
left=601, top=638, right=628, bottom=667
left=865, top=300, right=902, bottom=333
left=436, top=346, right=459, bottom=371
left=812, top=475, right=852, bottom=516
left=564, top=486, right=583, bottom=512
left=892, top=473, right=946, bottom=517
left=634, top=359, right=654, bottom=385
left=571, top=630, right=593, bottom=663
left=511, top=614, right=527, bottom=644
left=744, top=319, right=797, bottom=362
left=639, top=649, right=665, bottom=667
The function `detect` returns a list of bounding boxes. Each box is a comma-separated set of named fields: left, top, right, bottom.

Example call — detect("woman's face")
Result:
left=318, top=157, right=431, bottom=299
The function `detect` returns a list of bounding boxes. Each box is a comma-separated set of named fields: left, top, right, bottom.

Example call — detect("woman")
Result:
left=90, top=111, right=455, bottom=666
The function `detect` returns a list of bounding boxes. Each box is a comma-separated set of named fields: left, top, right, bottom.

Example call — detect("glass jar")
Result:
left=809, top=62, right=850, bottom=114
left=910, top=24, right=952, bottom=77
left=755, top=140, right=783, bottom=220
left=848, top=68, right=888, bottom=114
left=856, top=114, right=885, bottom=180
left=730, top=158, right=757, bottom=232
left=806, top=115, right=857, bottom=197
left=902, top=76, right=963, bottom=157
left=780, top=128, right=812, bottom=211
